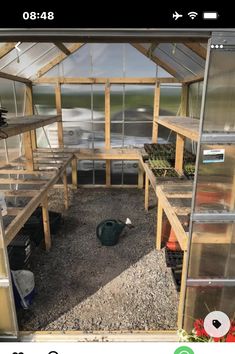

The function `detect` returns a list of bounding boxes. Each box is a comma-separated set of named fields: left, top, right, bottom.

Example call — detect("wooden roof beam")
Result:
left=183, top=75, right=204, bottom=84
left=33, top=77, right=181, bottom=84
left=147, top=42, right=159, bottom=57
left=35, top=43, right=85, bottom=78
left=0, top=71, right=31, bottom=84
left=0, top=42, right=17, bottom=59
left=131, top=43, right=180, bottom=79
left=184, top=43, right=207, bottom=60
left=53, top=42, right=71, bottom=56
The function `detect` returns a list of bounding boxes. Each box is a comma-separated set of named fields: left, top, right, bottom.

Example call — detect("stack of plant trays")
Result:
left=144, top=143, right=196, bottom=180
left=183, top=150, right=196, bottom=180
left=165, top=248, right=183, bottom=292
left=144, top=143, right=179, bottom=177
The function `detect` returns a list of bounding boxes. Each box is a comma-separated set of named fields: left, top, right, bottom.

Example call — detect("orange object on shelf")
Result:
left=166, top=228, right=181, bottom=251
left=166, top=214, right=190, bottom=251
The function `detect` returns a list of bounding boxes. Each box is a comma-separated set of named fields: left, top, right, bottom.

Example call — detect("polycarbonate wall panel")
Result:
left=188, top=81, right=203, bottom=119
left=0, top=78, right=26, bottom=160
left=203, top=50, right=235, bottom=132
left=184, top=286, right=235, bottom=331
left=157, top=44, right=204, bottom=76
left=33, top=85, right=57, bottom=147
left=0, top=43, right=59, bottom=78
left=14, top=81, right=25, bottom=116
left=124, top=85, right=154, bottom=121
left=111, top=85, right=123, bottom=123
left=111, top=160, right=138, bottom=185
left=160, top=84, right=181, bottom=115
left=77, top=160, right=93, bottom=184
left=111, top=123, right=123, bottom=148
left=91, top=44, right=123, bottom=77
left=61, top=85, right=105, bottom=148
left=125, top=45, right=157, bottom=77
left=0, top=78, right=15, bottom=117
left=45, top=43, right=159, bottom=78
left=77, top=160, right=106, bottom=184
left=110, top=85, right=153, bottom=148
left=0, top=288, right=16, bottom=333
left=33, top=85, right=56, bottom=114
left=195, top=144, right=235, bottom=212
left=189, top=223, right=235, bottom=278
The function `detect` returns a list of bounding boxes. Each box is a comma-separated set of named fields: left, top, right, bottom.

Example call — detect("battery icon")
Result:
left=203, top=12, right=218, bottom=19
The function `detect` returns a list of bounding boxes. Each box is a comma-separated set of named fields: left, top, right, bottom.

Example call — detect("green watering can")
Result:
left=96, top=218, right=133, bottom=246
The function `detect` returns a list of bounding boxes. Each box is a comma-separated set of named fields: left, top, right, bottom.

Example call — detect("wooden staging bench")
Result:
left=155, top=182, right=193, bottom=327
left=1, top=151, right=73, bottom=251
left=0, top=115, right=74, bottom=251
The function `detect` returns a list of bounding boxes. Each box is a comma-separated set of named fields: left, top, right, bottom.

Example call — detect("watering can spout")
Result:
left=125, top=218, right=134, bottom=228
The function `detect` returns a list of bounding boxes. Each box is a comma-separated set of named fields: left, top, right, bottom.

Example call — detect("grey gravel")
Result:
left=18, top=188, right=178, bottom=331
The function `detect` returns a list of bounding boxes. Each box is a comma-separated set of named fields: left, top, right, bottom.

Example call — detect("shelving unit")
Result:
left=1, top=115, right=62, bottom=138
left=0, top=115, right=76, bottom=251
left=156, top=116, right=199, bottom=174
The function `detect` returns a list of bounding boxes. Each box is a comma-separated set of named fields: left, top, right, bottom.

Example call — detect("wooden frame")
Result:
left=1, top=115, right=62, bottom=138
left=156, top=116, right=199, bottom=174
left=53, top=42, right=71, bottom=56
left=105, top=83, right=111, bottom=186
left=35, top=43, right=85, bottom=78
left=3, top=153, right=73, bottom=247
left=24, top=83, right=37, bottom=150
left=33, top=77, right=181, bottom=84
left=184, top=43, right=207, bottom=60
left=19, top=330, right=178, bottom=342
left=132, top=44, right=180, bottom=78
left=0, top=71, right=31, bottom=84
left=0, top=42, right=17, bottom=59
left=152, top=83, right=160, bottom=143
left=55, top=84, right=64, bottom=147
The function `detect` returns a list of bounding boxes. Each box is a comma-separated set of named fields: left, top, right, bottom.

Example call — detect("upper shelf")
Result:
left=157, top=116, right=199, bottom=141
left=0, top=115, right=61, bottom=139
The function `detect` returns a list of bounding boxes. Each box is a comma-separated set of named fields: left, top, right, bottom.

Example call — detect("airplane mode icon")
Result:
left=172, top=11, right=183, bottom=20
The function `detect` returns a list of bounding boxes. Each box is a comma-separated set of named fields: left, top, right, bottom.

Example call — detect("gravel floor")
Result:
left=18, top=187, right=179, bottom=331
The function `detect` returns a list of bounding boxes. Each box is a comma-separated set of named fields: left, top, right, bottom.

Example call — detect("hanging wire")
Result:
left=42, top=126, right=57, bottom=161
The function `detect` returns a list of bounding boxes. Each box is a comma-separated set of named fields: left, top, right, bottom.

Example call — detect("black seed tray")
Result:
left=172, top=267, right=182, bottom=292
left=165, top=247, right=183, bottom=268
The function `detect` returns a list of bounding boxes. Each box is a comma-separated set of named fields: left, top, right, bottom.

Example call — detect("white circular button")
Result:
left=204, top=311, right=230, bottom=338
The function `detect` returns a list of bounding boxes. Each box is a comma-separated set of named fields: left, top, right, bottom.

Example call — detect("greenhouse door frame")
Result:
left=181, top=31, right=235, bottom=331
left=0, top=28, right=215, bottom=341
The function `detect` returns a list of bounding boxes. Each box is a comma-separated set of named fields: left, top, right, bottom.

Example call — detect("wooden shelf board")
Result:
left=1, top=115, right=62, bottom=139
left=157, top=116, right=199, bottom=141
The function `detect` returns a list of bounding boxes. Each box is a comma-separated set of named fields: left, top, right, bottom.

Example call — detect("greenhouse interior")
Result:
left=0, top=29, right=234, bottom=341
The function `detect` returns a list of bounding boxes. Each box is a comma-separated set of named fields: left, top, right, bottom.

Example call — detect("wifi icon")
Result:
left=188, top=11, right=198, bottom=19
